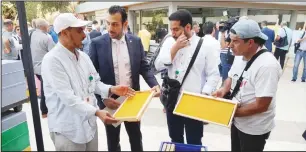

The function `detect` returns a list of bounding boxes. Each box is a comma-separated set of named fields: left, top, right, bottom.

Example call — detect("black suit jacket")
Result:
left=89, top=33, right=159, bottom=109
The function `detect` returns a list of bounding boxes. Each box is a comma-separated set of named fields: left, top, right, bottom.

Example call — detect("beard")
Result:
left=172, top=29, right=188, bottom=40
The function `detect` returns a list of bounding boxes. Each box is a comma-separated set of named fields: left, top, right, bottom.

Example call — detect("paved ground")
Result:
left=24, top=58, right=306, bottom=151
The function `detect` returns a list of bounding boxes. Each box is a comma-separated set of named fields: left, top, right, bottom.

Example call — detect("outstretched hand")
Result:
left=110, top=85, right=135, bottom=97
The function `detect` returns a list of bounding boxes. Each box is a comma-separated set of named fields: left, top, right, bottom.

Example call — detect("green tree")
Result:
left=2, top=1, right=72, bottom=23
left=2, top=2, right=17, bottom=20
left=40, top=2, right=70, bottom=14
left=25, top=2, right=40, bottom=22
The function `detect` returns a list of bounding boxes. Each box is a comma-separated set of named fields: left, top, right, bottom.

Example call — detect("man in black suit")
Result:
left=89, top=5, right=160, bottom=152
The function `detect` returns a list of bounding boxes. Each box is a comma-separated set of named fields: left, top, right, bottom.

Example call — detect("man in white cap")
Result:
left=213, top=19, right=282, bottom=152
left=41, top=13, right=135, bottom=151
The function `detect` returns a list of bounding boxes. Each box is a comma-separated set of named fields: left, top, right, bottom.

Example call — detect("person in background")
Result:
left=274, top=21, right=293, bottom=69
left=49, top=25, right=59, bottom=43
left=81, top=25, right=92, bottom=55
left=92, top=20, right=98, bottom=31
left=29, top=19, right=36, bottom=34
left=202, top=21, right=221, bottom=58
left=218, top=21, right=233, bottom=82
left=90, top=5, right=160, bottom=151
left=89, top=23, right=102, bottom=39
left=192, top=21, right=200, bottom=36
left=100, top=19, right=109, bottom=35
left=2, top=19, right=18, bottom=60
left=30, top=18, right=56, bottom=118
left=125, top=25, right=132, bottom=34
left=215, top=21, right=220, bottom=40
left=12, top=22, right=23, bottom=60
left=292, top=29, right=306, bottom=82
left=41, top=13, right=135, bottom=151
left=138, top=24, right=151, bottom=56
left=86, top=24, right=93, bottom=33
left=261, top=21, right=275, bottom=52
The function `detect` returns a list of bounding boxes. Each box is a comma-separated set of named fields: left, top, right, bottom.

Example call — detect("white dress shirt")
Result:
left=41, top=42, right=112, bottom=144
left=155, top=33, right=220, bottom=95
left=112, top=35, right=132, bottom=86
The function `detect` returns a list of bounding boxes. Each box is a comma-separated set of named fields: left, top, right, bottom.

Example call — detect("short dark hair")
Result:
left=169, top=9, right=193, bottom=27
left=243, top=37, right=266, bottom=46
left=92, top=20, right=98, bottom=24
left=109, top=5, right=127, bottom=23
left=261, top=20, right=268, bottom=26
left=202, top=21, right=215, bottom=35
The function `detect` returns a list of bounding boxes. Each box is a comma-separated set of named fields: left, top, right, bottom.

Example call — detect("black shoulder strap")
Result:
left=283, top=28, right=287, bottom=37
left=230, top=49, right=268, bottom=99
left=301, top=31, right=305, bottom=39
left=181, top=38, right=203, bottom=86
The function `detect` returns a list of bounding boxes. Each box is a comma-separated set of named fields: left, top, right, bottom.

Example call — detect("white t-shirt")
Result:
left=277, top=26, right=292, bottom=51
left=298, top=31, right=306, bottom=51
left=218, top=31, right=232, bottom=54
left=228, top=49, right=282, bottom=135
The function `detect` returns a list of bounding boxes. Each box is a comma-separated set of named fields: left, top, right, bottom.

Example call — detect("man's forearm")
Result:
left=221, top=78, right=232, bottom=94
left=170, top=45, right=179, bottom=61
left=235, top=102, right=265, bottom=117
left=235, top=97, right=272, bottom=117
left=4, top=40, right=11, bottom=53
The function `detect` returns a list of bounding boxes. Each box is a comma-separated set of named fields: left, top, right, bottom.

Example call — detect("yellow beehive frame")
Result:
left=113, top=90, right=155, bottom=122
left=173, top=91, right=238, bottom=127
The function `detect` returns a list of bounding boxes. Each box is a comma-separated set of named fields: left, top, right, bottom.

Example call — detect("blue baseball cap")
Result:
left=230, top=19, right=268, bottom=41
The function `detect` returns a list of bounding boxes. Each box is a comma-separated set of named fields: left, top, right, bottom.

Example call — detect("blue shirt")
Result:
left=48, top=27, right=58, bottom=43
left=82, top=32, right=91, bottom=55
left=261, top=27, right=275, bottom=52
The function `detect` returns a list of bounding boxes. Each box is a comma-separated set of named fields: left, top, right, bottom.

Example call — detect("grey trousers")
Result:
left=50, top=130, right=98, bottom=151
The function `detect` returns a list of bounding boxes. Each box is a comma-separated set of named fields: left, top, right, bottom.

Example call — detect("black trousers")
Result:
left=166, top=110, right=203, bottom=145
left=274, top=48, right=288, bottom=69
left=104, top=121, right=143, bottom=151
left=35, top=75, right=48, bottom=115
left=231, top=124, right=270, bottom=152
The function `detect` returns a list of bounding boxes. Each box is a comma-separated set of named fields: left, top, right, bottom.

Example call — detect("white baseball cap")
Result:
left=53, top=13, right=90, bottom=34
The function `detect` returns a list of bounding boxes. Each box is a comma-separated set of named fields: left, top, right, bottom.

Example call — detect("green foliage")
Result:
left=2, top=2, right=17, bottom=20
left=144, top=9, right=168, bottom=40
left=25, top=2, right=39, bottom=22
left=40, top=1, right=70, bottom=14
left=2, top=1, right=71, bottom=22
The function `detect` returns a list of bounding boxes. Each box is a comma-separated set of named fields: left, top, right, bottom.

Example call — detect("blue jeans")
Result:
left=292, top=50, right=306, bottom=80
left=220, top=53, right=232, bottom=82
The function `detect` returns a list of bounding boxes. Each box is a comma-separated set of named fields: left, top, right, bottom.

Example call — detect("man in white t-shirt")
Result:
left=213, top=19, right=282, bottom=152
left=292, top=30, right=306, bottom=82
left=274, top=21, right=293, bottom=69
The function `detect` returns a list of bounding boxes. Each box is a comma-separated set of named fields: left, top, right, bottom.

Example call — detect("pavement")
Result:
left=23, top=57, right=306, bottom=151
